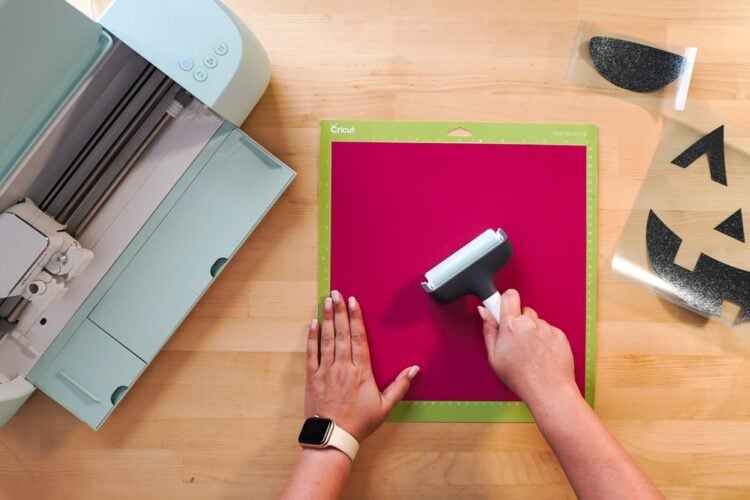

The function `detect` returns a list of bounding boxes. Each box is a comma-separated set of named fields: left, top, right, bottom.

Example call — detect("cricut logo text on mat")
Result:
left=330, top=124, right=356, bottom=134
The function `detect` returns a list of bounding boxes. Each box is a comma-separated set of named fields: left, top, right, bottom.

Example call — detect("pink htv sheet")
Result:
left=327, top=135, right=592, bottom=411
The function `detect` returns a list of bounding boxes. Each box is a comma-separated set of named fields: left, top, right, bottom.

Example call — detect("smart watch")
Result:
left=298, top=416, right=359, bottom=461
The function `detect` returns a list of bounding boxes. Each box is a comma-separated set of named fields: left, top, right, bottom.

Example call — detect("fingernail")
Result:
left=310, top=318, right=318, bottom=329
left=324, top=297, right=333, bottom=311
left=407, top=365, right=420, bottom=379
left=348, top=296, right=356, bottom=310
left=477, top=306, right=488, bottom=320
left=331, top=290, right=341, bottom=303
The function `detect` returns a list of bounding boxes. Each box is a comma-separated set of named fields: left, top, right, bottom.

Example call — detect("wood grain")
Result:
left=3, top=0, right=750, bottom=498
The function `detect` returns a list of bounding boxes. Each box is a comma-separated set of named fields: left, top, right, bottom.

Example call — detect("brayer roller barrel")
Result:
left=421, top=228, right=512, bottom=322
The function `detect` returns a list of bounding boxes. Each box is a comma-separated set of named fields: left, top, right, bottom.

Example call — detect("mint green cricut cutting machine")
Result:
left=0, top=0, right=295, bottom=429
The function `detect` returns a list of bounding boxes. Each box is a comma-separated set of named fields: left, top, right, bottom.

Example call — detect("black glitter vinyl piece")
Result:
left=715, top=209, right=745, bottom=243
left=647, top=210, right=750, bottom=323
left=588, top=36, right=685, bottom=93
left=671, top=125, right=727, bottom=186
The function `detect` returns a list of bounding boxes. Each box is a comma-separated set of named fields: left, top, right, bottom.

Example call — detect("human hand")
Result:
left=479, top=289, right=578, bottom=410
left=305, top=290, right=420, bottom=442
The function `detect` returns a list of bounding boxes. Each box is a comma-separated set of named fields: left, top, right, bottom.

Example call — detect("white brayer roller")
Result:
left=421, top=229, right=513, bottom=322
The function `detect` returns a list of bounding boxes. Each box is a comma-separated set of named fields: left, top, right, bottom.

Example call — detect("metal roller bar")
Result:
left=42, top=68, right=168, bottom=217
left=74, top=110, right=171, bottom=235
left=23, top=41, right=151, bottom=208
left=37, top=65, right=156, bottom=213
left=57, top=79, right=177, bottom=231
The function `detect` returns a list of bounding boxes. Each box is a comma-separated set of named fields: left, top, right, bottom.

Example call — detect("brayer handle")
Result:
left=482, top=291, right=501, bottom=323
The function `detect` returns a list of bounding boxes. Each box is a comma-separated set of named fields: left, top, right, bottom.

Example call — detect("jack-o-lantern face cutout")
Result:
left=671, top=125, right=727, bottom=185
left=646, top=125, right=750, bottom=322
left=714, top=209, right=745, bottom=243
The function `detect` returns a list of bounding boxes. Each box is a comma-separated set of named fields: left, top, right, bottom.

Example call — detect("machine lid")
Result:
left=0, top=0, right=111, bottom=187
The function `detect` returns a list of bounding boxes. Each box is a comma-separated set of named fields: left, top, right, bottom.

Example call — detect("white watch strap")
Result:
left=328, top=424, right=359, bottom=461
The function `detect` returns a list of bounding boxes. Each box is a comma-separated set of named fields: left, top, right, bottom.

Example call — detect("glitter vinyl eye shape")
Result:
left=588, top=36, right=686, bottom=93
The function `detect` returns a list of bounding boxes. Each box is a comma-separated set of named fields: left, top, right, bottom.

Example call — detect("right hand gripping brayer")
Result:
left=421, top=228, right=513, bottom=323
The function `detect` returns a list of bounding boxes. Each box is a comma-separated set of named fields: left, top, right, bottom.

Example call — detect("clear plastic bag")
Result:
left=567, top=21, right=697, bottom=111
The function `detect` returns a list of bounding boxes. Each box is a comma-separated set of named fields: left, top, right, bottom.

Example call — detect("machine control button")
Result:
left=214, top=41, right=228, bottom=56
left=203, top=55, right=218, bottom=69
left=179, top=57, right=194, bottom=71
left=193, top=67, right=208, bottom=82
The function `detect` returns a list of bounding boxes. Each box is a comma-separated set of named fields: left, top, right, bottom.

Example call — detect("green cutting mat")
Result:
left=318, top=120, right=598, bottom=422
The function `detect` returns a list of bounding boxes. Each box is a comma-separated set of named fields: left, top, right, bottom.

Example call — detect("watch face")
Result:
left=299, top=417, right=333, bottom=446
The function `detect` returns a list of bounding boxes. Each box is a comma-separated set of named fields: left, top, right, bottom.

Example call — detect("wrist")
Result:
left=524, top=380, right=582, bottom=416
left=299, top=447, right=354, bottom=472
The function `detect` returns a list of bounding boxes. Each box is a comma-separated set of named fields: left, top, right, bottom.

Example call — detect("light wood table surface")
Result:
left=2, top=1, right=750, bottom=498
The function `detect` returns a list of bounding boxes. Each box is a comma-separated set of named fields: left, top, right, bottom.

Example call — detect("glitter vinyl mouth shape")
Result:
left=588, top=36, right=686, bottom=93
